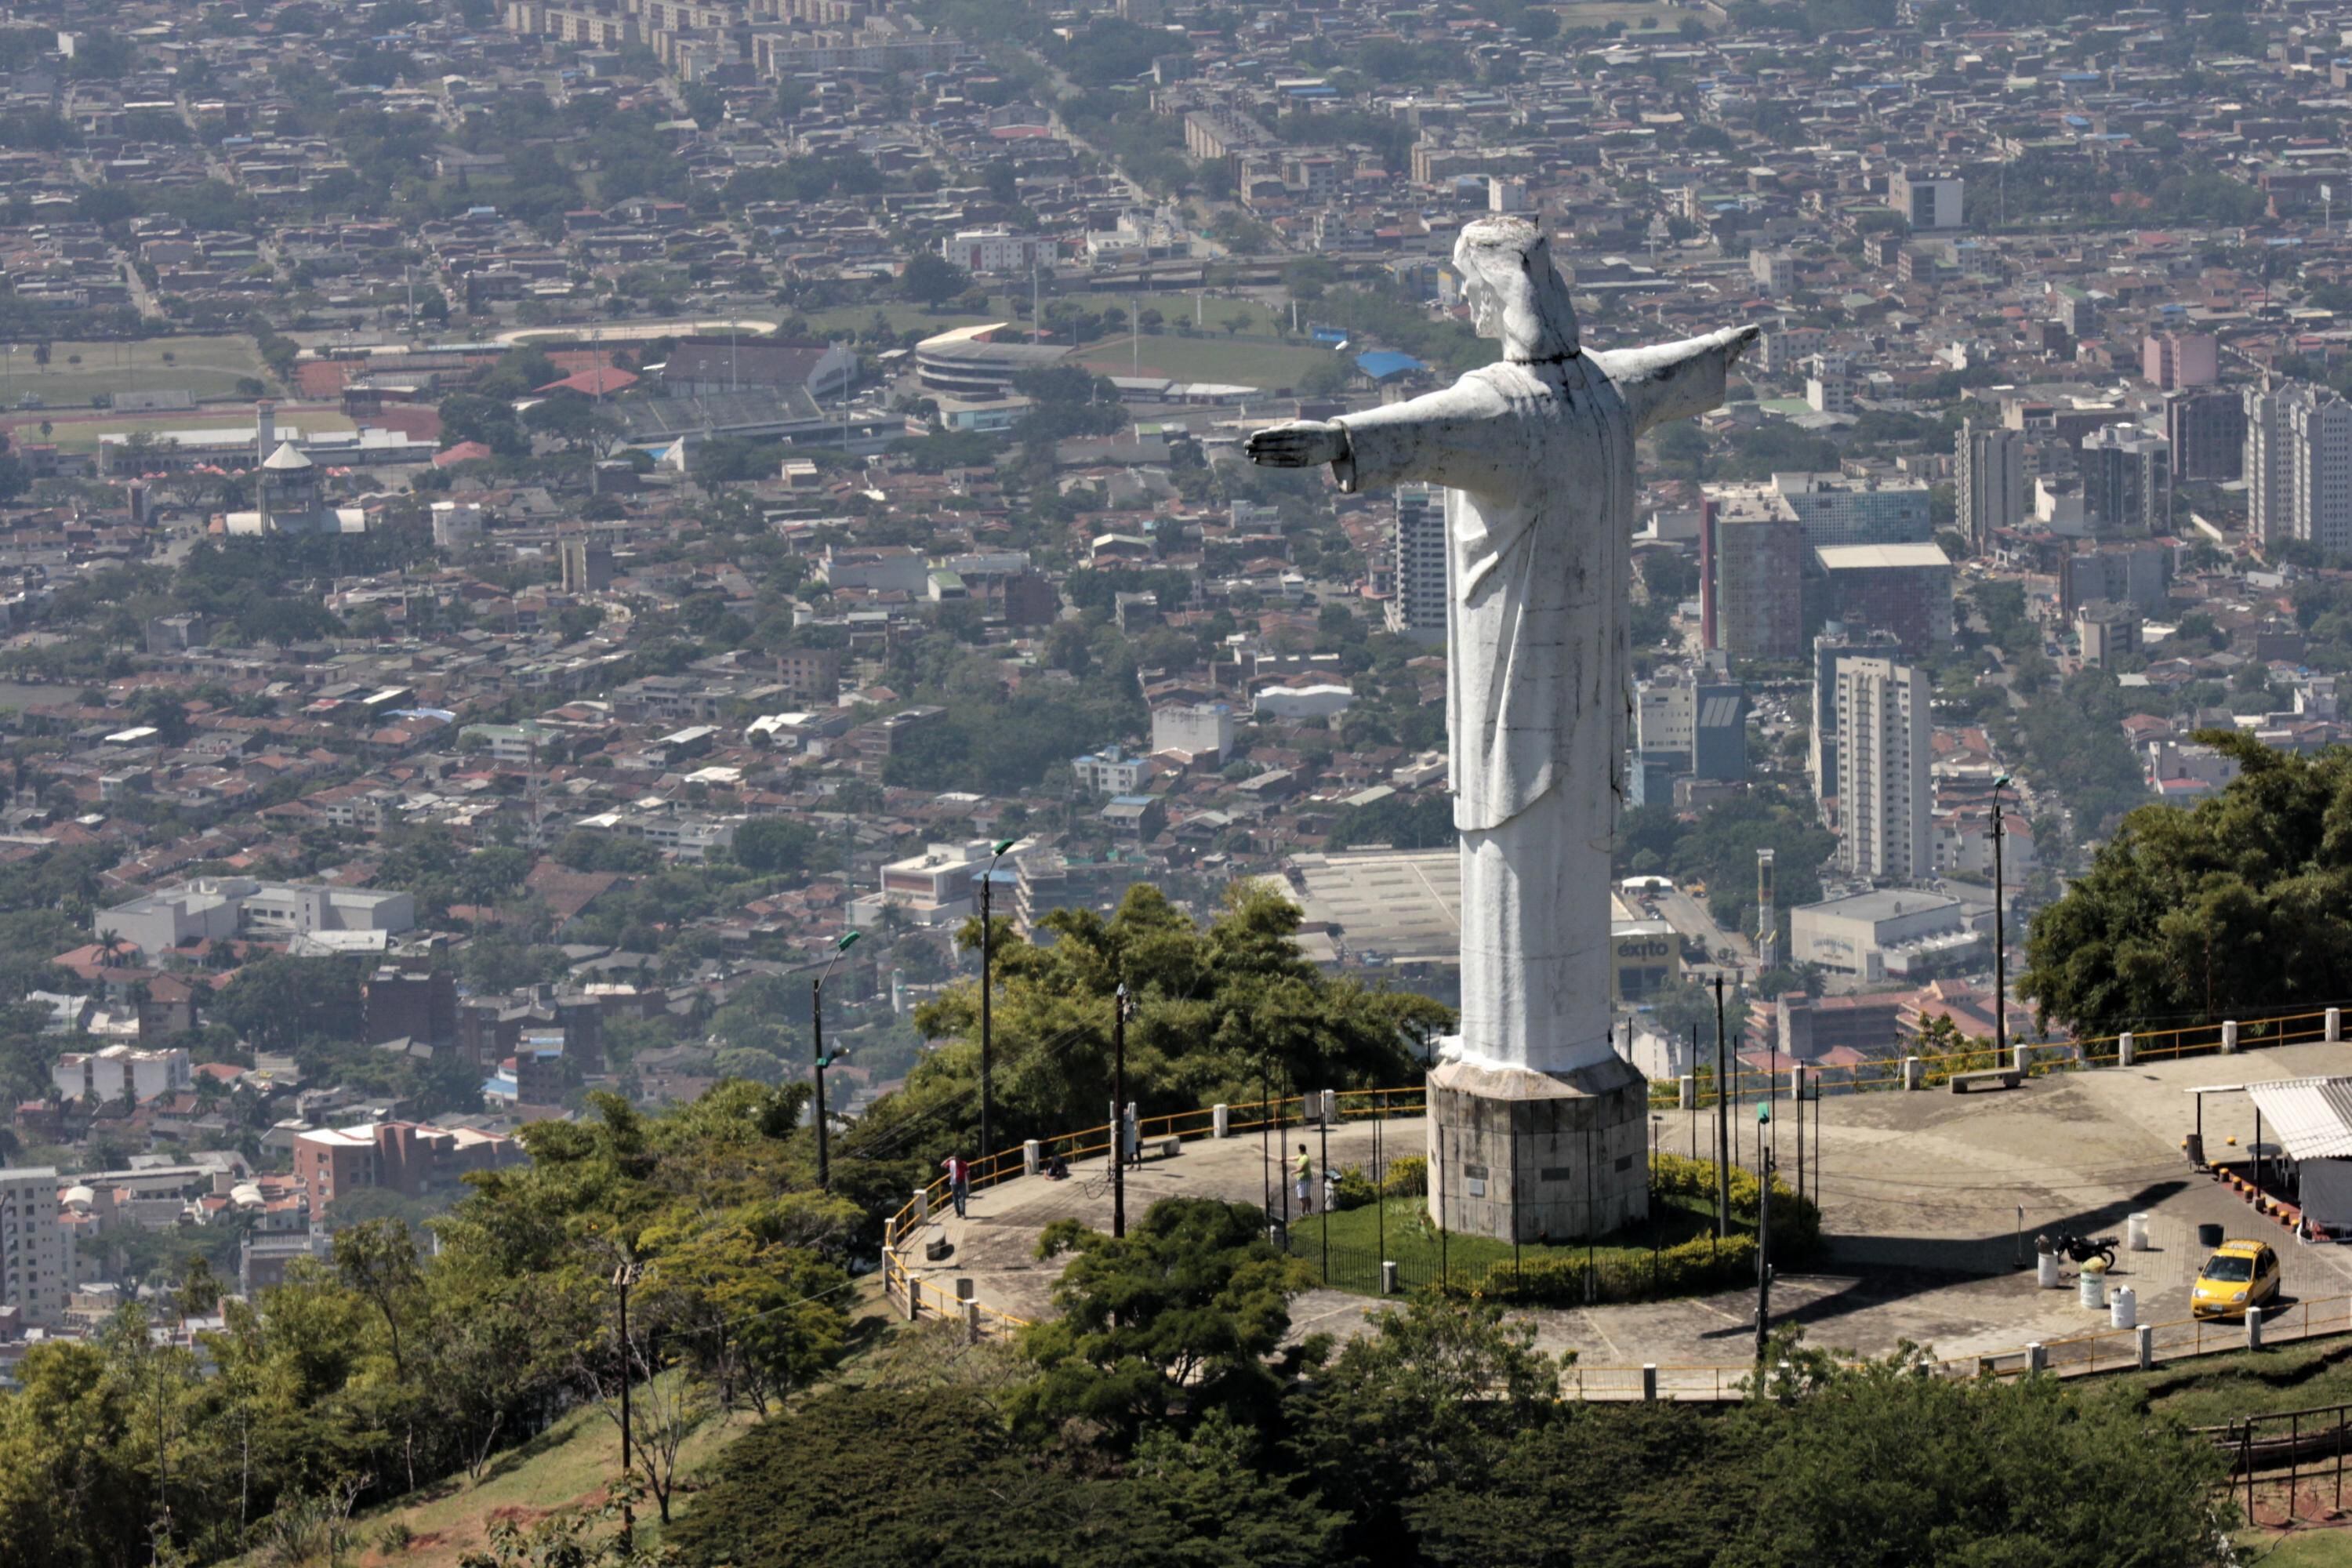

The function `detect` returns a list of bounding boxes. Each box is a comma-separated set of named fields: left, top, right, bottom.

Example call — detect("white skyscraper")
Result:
left=0, top=1167, right=71, bottom=1326
left=1385, top=485, right=1446, bottom=644
left=1835, top=657, right=1930, bottom=883
left=2245, top=383, right=2352, bottom=552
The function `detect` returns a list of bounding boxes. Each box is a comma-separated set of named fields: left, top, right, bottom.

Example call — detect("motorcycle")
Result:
left=2041, top=1231, right=2118, bottom=1269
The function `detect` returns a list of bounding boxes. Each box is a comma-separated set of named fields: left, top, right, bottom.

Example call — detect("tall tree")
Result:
left=2021, top=729, right=2352, bottom=1037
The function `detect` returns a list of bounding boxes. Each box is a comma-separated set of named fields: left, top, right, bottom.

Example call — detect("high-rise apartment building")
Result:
left=1709, top=506, right=1805, bottom=659
left=2078, top=426, right=2171, bottom=532
left=2165, top=389, right=2245, bottom=482
left=1956, top=421, right=2027, bottom=552
left=1835, top=657, right=1931, bottom=884
left=2141, top=332, right=2219, bottom=391
left=2245, top=383, right=2352, bottom=553
left=1385, top=485, right=1446, bottom=644
left=1809, top=622, right=1903, bottom=810
left=558, top=537, right=614, bottom=593
left=0, top=1167, right=71, bottom=1327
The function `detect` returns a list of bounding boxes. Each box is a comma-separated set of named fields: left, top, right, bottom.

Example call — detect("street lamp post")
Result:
left=1992, top=775, right=2010, bottom=1070
left=811, top=930, right=861, bottom=1190
left=977, top=838, right=1016, bottom=1174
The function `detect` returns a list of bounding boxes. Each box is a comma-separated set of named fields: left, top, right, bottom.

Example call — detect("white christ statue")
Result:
left=1250, top=217, right=1755, bottom=1080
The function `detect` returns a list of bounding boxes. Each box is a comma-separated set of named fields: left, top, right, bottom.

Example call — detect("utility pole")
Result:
left=1992, top=775, right=2010, bottom=1070
left=1112, top=982, right=1127, bottom=1240
left=612, top=1261, right=641, bottom=1548
left=978, top=840, right=1014, bottom=1170
left=811, top=931, right=861, bottom=1189
left=1714, top=974, right=1730, bottom=1240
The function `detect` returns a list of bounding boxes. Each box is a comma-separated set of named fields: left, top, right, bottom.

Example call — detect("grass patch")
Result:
left=230, top=1282, right=907, bottom=1568
left=0, top=335, right=270, bottom=408
left=2087, top=1338, right=2352, bottom=1428
left=1561, top=0, right=1715, bottom=29
left=223, top=1381, right=745, bottom=1568
left=2233, top=1528, right=2352, bottom=1566
left=1076, top=332, right=1333, bottom=390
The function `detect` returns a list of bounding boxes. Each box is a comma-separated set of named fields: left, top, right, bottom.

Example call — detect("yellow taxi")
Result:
left=2191, top=1239, right=2281, bottom=1319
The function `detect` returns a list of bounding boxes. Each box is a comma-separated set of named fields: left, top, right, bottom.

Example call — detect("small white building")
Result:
left=1254, top=683, right=1356, bottom=722
left=97, top=878, right=415, bottom=955
left=54, top=1044, right=193, bottom=1105
left=1151, top=701, right=1235, bottom=761
left=1073, top=745, right=1152, bottom=796
left=940, top=228, right=1052, bottom=274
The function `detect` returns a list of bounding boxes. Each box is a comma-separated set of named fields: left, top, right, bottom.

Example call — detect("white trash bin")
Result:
left=2110, top=1286, right=2136, bottom=1329
left=2079, top=1258, right=2109, bottom=1310
left=2127, top=1213, right=2151, bottom=1251
left=2038, top=1250, right=2062, bottom=1289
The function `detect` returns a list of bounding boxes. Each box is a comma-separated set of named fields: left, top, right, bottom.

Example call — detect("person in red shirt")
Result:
left=942, top=1152, right=971, bottom=1218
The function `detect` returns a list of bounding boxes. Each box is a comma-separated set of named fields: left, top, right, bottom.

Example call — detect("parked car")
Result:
left=2191, top=1238, right=2281, bottom=1318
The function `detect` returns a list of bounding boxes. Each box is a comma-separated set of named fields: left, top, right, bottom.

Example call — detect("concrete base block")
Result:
left=1425, top=1053, right=1650, bottom=1243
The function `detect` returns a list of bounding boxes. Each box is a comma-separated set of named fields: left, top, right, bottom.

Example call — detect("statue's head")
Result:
left=1454, top=216, right=1580, bottom=362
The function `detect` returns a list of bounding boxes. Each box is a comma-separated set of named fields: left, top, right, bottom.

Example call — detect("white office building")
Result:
left=1385, top=485, right=1446, bottom=644
left=1835, top=656, right=1931, bottom=882
left=1889, top=167, right=1965, bottom=230
left=96, top=878, right=415, bottom=956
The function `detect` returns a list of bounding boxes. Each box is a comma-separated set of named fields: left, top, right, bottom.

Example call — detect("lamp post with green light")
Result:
left=1991, top=774, right=2010, bottom=1071
left=1755, top=1098, right=1773, bottom=1365
left=813, top=930, right=860, bottom=1190
left=978, top=838, right=1017, bottom=1172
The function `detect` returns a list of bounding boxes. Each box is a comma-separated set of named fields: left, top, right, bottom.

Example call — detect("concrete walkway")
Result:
left=900, top=1041, right=2352, bottom=1370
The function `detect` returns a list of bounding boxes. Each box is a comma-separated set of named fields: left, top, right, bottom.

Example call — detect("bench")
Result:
left=1951, top=1069, right=2022, bottom=1094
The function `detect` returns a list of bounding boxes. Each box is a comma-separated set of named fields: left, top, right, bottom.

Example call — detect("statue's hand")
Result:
left=1246, top=420, right=1347, bottom=469
left=1725, top=324, right=1762, bottom=366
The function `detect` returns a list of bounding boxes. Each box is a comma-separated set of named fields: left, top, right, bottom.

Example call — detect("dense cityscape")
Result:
left=3, top=0, right=2352, bottom=1562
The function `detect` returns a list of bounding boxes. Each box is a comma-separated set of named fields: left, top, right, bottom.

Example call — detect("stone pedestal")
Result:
left=1426, top=1051, right=1650, bottom=1243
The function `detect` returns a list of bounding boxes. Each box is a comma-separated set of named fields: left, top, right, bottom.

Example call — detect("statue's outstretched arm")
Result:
left=1593, top=325, right=1760, bottom=437
left=1245, top=376, right=1518, bottom=495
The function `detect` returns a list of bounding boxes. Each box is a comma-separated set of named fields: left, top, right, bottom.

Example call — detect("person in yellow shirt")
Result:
left=1294, top=1143, right=1313, bottom=1216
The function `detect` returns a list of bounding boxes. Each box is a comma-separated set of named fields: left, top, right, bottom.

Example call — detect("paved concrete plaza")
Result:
left=901, top=1040, right=2352, bottom=1370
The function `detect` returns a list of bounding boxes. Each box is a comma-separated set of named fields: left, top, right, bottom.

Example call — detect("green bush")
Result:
left=1650, top=1152, right=1820, bottom=1254
left=1331, top=1163, right=1379, bottom=1212
left=1380, top=1155, right=1426, bottom=1196
left=1450, top=1232, right=1761, bottom=1308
